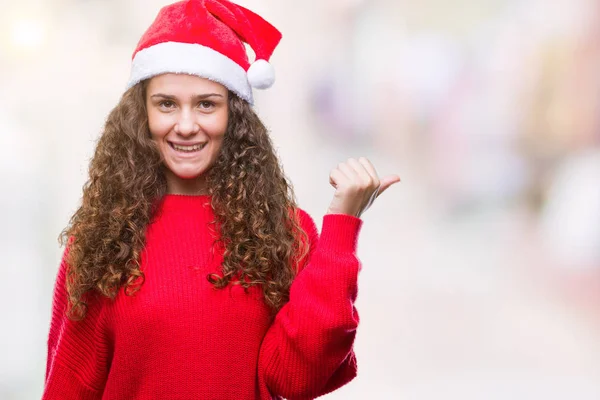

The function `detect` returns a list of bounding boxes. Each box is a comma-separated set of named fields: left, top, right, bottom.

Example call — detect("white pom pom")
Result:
left=247, top=59, right=275, bottom=89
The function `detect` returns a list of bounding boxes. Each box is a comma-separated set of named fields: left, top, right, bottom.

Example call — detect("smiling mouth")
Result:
left=168, top=142, right=206, bottom=152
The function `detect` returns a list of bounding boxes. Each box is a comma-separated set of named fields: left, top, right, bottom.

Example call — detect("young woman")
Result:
left=42, top=1, right=400, bottom=399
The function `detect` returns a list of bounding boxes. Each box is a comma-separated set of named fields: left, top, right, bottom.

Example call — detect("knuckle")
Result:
left=358, top=181, right=369, bottom=190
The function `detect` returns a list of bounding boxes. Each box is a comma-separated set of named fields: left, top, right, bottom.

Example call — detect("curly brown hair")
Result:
left=59, top=80, right=309, bottom=321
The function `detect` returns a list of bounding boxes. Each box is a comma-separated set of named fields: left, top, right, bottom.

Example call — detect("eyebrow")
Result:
left=150, top=93, right=224, bottom=100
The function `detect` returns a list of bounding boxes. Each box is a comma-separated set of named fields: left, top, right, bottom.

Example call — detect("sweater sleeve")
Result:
left=258, top=209, right=362, bottom=399
left=43, top=245, right=112, bottom=400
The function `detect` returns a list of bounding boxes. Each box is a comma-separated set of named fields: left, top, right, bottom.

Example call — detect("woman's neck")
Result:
left=165, top=170, right=209, bottom=196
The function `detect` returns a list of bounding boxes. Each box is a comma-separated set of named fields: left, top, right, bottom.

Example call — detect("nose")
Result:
left=174, top=110, right=200, bottom=137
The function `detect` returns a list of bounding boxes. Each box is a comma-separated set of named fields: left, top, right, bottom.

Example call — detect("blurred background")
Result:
left=1, top=0, right=600, bottom=398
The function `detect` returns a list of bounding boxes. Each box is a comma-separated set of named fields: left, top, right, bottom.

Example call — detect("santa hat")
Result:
left=126, top=0, right=282, bottom=104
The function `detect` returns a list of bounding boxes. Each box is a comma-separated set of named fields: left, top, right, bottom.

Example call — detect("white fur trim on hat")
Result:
left=126, top=41, right=254, bottom=104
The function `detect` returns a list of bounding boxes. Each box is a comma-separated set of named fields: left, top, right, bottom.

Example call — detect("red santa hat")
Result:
left=126, top=0, right=282, bottom=104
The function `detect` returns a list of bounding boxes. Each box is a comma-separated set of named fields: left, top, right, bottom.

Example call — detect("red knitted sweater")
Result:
left=43, top=194, right=362, bottom=399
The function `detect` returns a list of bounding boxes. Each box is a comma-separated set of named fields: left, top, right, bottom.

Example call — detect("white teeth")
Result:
left=172, top=143, right=205, bottom=152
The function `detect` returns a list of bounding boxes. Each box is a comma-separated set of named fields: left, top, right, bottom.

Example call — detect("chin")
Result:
left=175, top=171, right=204, bottom=180
left=165, top=164, right=203, bottom=179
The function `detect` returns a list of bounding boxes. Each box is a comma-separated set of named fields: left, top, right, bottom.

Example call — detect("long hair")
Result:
left=59, top=81, right=309, bottom=320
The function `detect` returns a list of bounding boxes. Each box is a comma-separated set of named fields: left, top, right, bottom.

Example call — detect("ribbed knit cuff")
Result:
left=319, top=214, right=363, bottom=254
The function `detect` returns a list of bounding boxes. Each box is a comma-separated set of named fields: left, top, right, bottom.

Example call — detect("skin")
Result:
left=146, top=73, right=229, bottom=195
left=327, top=157, right=401, bottom=218
left=146, top=73, right=400, bottom=216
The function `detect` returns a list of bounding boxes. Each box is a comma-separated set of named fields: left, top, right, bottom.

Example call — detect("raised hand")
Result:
left=326, top=157, right=400, bottom=218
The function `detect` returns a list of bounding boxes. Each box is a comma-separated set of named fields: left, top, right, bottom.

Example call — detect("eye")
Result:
left=158, top=100, right=176, bottom=109
left=198, top=101, right=215, bottom=110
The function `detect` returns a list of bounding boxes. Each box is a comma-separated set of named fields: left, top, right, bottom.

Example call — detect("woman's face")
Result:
left=146, top=73, right=229, bottom=195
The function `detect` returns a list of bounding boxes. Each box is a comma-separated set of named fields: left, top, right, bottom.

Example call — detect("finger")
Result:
left=347, top=158, right=374, bottom=187
left=329, top=167, right=349, bottom=189
left=357, top=157, right=379, bottom=181
left=376, top=175, right=401, bottom=197
left=338, top=161, right=360, bottom=182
